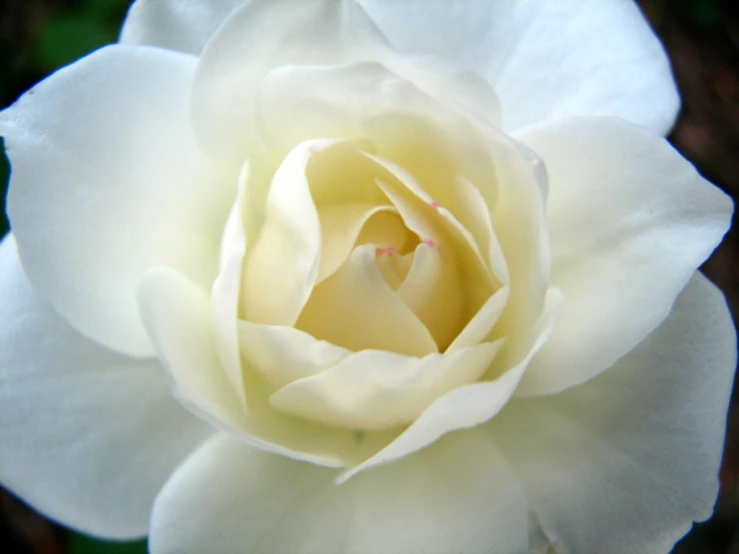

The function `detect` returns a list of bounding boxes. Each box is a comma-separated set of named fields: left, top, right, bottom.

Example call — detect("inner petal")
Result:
left=355, top=210, right=417, bottom=254
left=373, top=172, right=492, bottom=333
left=296, top=245, right=438, bottom=356
left=397, top=241, right=464, bottom=352
left=374, top=249, right=413, bottom=291
left=316, top=203, right=394, bottom=284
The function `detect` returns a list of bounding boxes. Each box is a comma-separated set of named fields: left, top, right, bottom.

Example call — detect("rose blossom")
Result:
left=0, top=1, right=735, bottom=553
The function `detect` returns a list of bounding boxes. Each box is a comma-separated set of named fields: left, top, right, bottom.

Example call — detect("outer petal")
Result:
left=493, top=273, right=737, bottom=554
left=120, top=0, right=244, bottom=55
left=0, top=236, right=212, bottom=539
left=191, top=0, right=385, bottom=161
left=360, top=0, right=679, bottom=134
left=339, top=288, right=562, bottom=482
left=150, top=431, right=529, bottom=554
left=2, top=45, right=236, bottom=357
left=516, top=118, right=733, bottom=396
left=137, top=266, right=383, bottom=469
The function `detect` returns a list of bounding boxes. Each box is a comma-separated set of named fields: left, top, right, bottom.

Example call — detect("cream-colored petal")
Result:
left=448, top=286, right=509, bottom=352
left=339, top=287, right=562, bottom=482
left=488, top=128, right=551, bottom=368
left=137, top=267, right=246, bottom=429
left=365, top=113, right=501, bottom=242
left=241, top=139, right=329, bottom=326
left=455, top=175, right=509, bottom=284
left=354, top=210, right=411, bottom=251
left=241, top=369, right=399, bottom=468
left=374, top=169, right=493, bottom=324
left=397, top=241, right=464, bottom=351
left=138, top=266, right=367, bottom=468
left=317, top=203, right=392, bottom=283
left=270, top=341, right=503, bottom=431
left=297, top=245, right=437, bottom=356
left=210, top=162, right=249, bottom=407
left=238, top=322, right=351, bottom=388
left=373, top=249, right=417, bottom=290
left=366, top=152, right=494, bottom=286
left=306, top=140, right=390, bottom=207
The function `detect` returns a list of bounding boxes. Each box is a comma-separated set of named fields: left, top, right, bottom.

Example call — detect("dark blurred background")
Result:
left=0, top=0, right=738, bottom=552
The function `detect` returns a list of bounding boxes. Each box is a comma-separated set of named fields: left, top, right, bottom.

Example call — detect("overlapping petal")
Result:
left=0, top=236, right=213, bottom=539
left=149, top=431, right=529, bottom=554
left=2, top=2, right=733, bottom=553
left=137, top=266, right=391, bottom=468
left=120, top=0, right=244, bottom=54
left=296, top=245, right=437, bottom=356
left=340, top=288, right=562, bottom=482
left=1, top=44, right=236, bottom=357
left=515, top=117, right=733, bottom=396
left=360, top=0, right=680, bottom=134
left=240, top=140, right=324, bottom=326
left=190, top=0, right=386, bottom=161
left=494, top=273, right=736, bottom=553
left=270, top=340, right=503, bottom=430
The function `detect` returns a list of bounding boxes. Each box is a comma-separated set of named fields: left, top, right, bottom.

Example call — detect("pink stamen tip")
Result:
left=430, top=201, right=441, bottom=208
left=423, top=239, right=437, bottom=248
left=375, top=246, right=397, bottom=256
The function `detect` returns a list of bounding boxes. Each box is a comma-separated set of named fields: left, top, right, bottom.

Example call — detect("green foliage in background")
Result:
left=35, top=0, right=129, bottom=71
left=67, top=533, right=147, bottom=554
left=0, top=0, right=129, bottom=240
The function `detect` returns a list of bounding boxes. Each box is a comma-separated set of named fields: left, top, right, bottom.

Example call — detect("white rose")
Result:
left=0, top=1, right=735, bottom=553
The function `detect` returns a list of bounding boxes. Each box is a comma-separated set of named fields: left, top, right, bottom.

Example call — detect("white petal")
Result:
left=259, top=61, right=500, bottom=162
left=270, top=341, right=503, bottom=430
left=372, top=162, right=495, bottom=327
left=238, top=322, right=351, bottom=388
left=240, top=140, right=324, bottom=326
left=493, top=273, right=736, bottom=554
left=340, top=288, right=562, bottom=482
left=2, top=45, right=236, bottom=357
left=360, top=0, right=680, bottom=134
left=516, top=117, right=733, bottom=396
left=0, top=236, right=212, bottom=539
left=368, top=152, right=497, bottom=291
left=296, top=245, right=438, bottom=356
left=396, top=241, right=465, bottom=350
left=317, top=202, right=395, bottom=283
left=137, top=267, right=246, bottom=429
left=120, top=0, right=244, bottom=54
left=448, top=286, right=509, bottom=352
left=150, top=431, right=529, bottom=554
left=210, top=162, right=249, bottom=407
left=191, top=0, right=386, bottom=161
left=487, top=128, right=550, bottom=369
left=137, top=266, right=369, bottom=468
